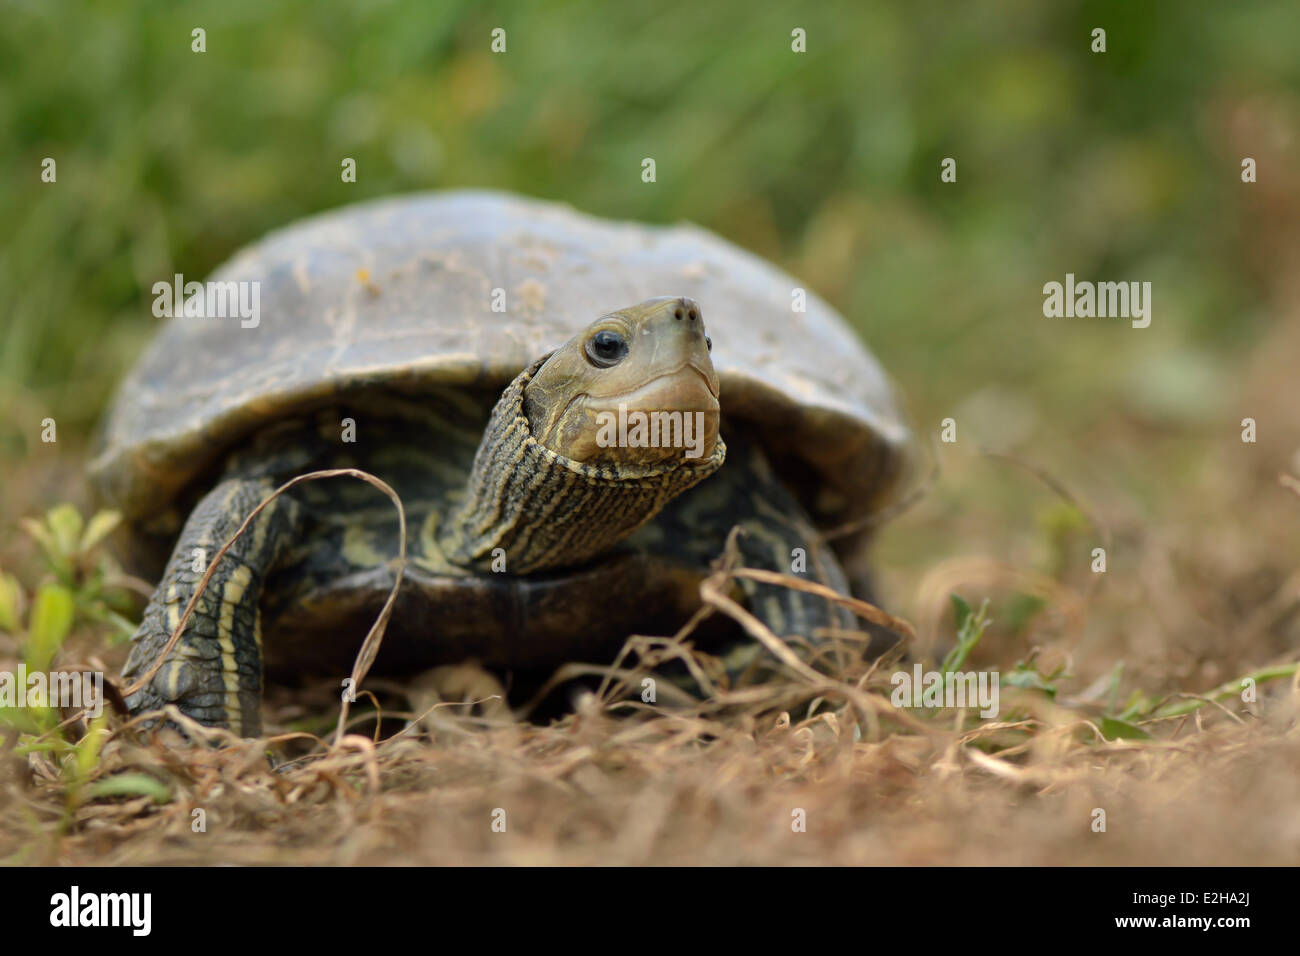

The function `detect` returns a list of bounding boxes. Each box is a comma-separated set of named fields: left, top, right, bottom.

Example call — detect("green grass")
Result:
left=3, top=0, right=1297, bottom=464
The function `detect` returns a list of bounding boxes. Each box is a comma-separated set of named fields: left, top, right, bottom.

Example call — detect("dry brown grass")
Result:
left=4, top=658, right=1299, bottom=865
left=3, top=535, right=1298, bottom=865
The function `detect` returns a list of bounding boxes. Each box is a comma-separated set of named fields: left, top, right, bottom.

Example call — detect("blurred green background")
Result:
left=2, top=0, right=1298, bottom=518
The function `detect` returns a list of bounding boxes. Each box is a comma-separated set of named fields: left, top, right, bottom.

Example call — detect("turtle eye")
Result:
left=585, top=329, right=628, bottom=368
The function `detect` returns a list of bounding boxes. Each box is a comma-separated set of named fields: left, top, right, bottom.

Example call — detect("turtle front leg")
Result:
left=122, top=478, right=300, bottom=737
left=731, top=510, right=856, bottom=643
left=642, top=434, right=865, bottom=679
left=720, top=490, right=862, bottom=679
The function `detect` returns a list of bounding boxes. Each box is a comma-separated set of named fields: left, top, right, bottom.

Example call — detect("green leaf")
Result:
left=20, top=517, right=57, bottom=561
left=1098, top=716, right=1151, bottom=741
left=1003, top=668, right=1057, bottom=697
left=1105, top=661, right=1125, bottom=715
left=12, top=733, right=65, bottom=755
left=79, top=510, right=121, bottom=553
left=45, top=505, right=84, bottom=559
left=1004, top=593, right=1046, bottom=635
left=950, top=594, right=972, bottom=630
left=83, top=605, right=139, bottom=642
left=942, top=594, right=991, bottom=674
left=1119, top=689, right=1153, bottom=721
left=0, top=572, right=21, bottom=633
left=1037, top=501, right=1086, bottom=536
left=75, top=713, right=111, bottom=779
left=26, top=583, right=75, bottom=672
left=21, top=515, right=71, bottom=581
left=0, top=706, right=41, bottom=734
left=86, top=773, right=172, bottom=804
left=1152, top=663, right=1300, bottom=719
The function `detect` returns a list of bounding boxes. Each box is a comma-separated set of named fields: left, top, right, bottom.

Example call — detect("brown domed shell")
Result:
left=91, top=191, right=911, bottom=527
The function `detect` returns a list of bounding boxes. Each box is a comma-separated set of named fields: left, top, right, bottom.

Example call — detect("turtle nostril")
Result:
left=670, top=296, right=700, bottom=322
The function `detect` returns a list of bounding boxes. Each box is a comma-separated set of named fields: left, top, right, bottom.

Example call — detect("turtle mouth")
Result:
left=589, top=363, right=720, bottom=417
left=541, top=363, right=721, bottom=465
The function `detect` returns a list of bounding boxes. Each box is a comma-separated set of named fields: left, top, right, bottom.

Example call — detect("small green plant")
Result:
left=1, top=505, right=164, bottom=828
left=17, top=504, right=137, bottom=641
left=1002, top=649, right=1064, bottom=698
left=0, top=575, right=74, bottom=735
left=941, top=594, right=991, bottom=675
left=1, top=504, right=136, bottom=736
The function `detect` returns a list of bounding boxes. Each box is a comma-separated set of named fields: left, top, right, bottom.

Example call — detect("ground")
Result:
left=2, top=306, right=1297, bottom=864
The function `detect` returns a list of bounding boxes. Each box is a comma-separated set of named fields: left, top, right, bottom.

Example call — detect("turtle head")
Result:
left=441, top=297, right=727, bottom=574
left=523, top=296, right=720, bottom=465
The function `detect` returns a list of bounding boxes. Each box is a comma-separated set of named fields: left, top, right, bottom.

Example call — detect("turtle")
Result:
left=90, top=190, right=911, bottom=737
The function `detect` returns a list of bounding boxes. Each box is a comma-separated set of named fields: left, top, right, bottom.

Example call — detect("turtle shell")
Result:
left=90, top=190, right=911, bottom=527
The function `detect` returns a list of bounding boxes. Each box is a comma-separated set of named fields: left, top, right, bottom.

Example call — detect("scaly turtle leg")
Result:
left=121, top=478, right=301, bottom=736
left=721, top=469, right=861, bottom=680
left=637, top=432, right=862, bottom=680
